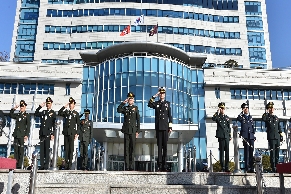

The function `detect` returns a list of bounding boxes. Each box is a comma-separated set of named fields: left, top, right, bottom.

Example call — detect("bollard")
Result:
left=6, top=170, right=13, bottom=194
left=75, top=148, right=78, bottom=170
left=209, top=150, right=213, bottom=173
left=192, top=146, right=196, bottom=172
left=49, top=121, right=61, bottom=171
left=232, top=122, right=241, bottom=173
left=28, top=150, right=39, bottom=194
left=254, top=152, right=263, bottom=194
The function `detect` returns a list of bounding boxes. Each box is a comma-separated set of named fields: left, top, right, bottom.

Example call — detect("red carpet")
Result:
left=0, top=157, right=17, bottom=169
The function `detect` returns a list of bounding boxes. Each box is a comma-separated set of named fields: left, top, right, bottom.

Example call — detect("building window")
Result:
left=0, top=83, right=54, bottom=95
left=66, top=83, right=71, bottom=95
left=231, top=88, right=290, bottom=100
left=34, top=117, right=40, bottom=128
left=0, top=145, right=7, bottom=157
left=215, top=87, right=220, bottom=99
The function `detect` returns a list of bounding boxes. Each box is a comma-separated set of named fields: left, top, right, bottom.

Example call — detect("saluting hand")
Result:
left=14, top=104, right=19, bottom=110
left=64, top=103, right=69, bottom=108
left=123, top=98, right=129, bottom=103
left=40, top=102, right=46, bottom=107
left=154, top=92, right=160, bottom=98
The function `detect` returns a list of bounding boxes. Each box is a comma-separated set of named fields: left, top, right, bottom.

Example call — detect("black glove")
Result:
left=280, top=135, right=283, bottom=142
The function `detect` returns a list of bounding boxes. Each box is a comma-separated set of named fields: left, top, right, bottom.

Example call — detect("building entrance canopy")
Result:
left=80, top=42, right=206, bottom=68
left=92, top=122, right=198, bottom=144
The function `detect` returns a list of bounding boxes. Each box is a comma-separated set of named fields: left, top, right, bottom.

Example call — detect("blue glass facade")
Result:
left=245, top=1, right=267, bottom=69
left=82, top=55, right=207, bottom=160
left=48, top=0, right=238, bottom=10
left=14, top=0, right=40, bottom=62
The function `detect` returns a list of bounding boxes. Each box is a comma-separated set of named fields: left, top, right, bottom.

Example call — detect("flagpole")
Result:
left=157, top=23, right=158, bottom=43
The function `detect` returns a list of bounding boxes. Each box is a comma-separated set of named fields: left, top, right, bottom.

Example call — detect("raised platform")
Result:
left=0, top=170, right=291, bottom=194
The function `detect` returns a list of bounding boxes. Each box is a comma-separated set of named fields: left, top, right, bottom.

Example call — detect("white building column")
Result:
left=103, top=141, right=107, bottom=171
left=178, top=142, right=184, bottom=172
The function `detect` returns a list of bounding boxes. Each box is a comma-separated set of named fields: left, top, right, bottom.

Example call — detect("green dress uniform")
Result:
left=34, top=97, right=56, bottom=170
left=78, top=109, right=93, bottom=170
left=148, top=87, right=172, bottom=171
left=262, top=102, right=283, bottom=172
left=212, top=102, right=231, bottom=172
left=58, top=97, right=80, bottom=170
left=117, top=92, right=140, bottom=171
left=9, top=100, right=31, bottom=169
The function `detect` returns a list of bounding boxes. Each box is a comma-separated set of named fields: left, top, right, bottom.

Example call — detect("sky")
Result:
left=0, top=0, right=290, bottom=68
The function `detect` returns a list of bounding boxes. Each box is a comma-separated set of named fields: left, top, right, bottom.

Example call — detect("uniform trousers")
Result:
left=124, top=133, right=136, bottom=170
left=80, top=141, right=89, bottom=169
left=269, top=139, right=280, bottom=171
left=218, top=138, right=229, bottom=170
left=243, top=139, right=254, bottom=170
left=40, top=135, right=51, bottom=169
left=157, top=130, right=168, bottom=169
left=64, top=135, right=75, bottom=169
left=14, top=138, right=24, bottom=169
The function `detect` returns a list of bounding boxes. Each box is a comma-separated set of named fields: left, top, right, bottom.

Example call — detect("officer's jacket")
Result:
left=78, top=119, right=93, bottom=142
left=262, top=113, right=282, bottom=140
left=117, top=102, right=140, bottom=134
left=237, top=112, right=255, bottom=139
left=148, top=98, right=172, bottom=131
left=58, top=106, right=80, bottom=136
left=9, top=109, right=30, bottom=138
left=35, top=106, right=56, bottom=136
left=212, top=112, right=231, bottom=139
left=0, top=110, right=6, bottom=136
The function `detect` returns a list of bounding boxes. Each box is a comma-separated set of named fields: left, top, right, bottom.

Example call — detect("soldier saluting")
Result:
left=58, top=97, right=80, bottom=170
left=262, top=102, right=283, bottom=173
left=237, top=103, right=255, bottom=173
left=117, top=92, right=140, bottom=171
left=34, top=97, right=56, bottom=170
left=148, top=87, right=172, bottom=172
left=212, top=102, right=231, bottom=172
left=78, top=109, right=93, bottom=170
left=10, top=100, right=31, bottom=169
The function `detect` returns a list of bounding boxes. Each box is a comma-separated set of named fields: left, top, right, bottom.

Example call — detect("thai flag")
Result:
left=134, top=15, right=144, bottom=26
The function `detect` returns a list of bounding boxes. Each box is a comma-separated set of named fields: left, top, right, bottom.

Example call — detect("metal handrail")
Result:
left=28, top=150, right=39, bottom=194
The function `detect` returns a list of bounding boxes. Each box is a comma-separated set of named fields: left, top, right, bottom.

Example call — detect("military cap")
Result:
left=46, top=97, right=53, bottom=103
left=20, top=100, right=27, bottom=107
left=241, top=103, right=248, bottom=109
left=69, top=97, right=76, bottom=104
left=266, top=102, right=274, bottom=109
left=218, top=102, right=225, bottom=108
left=158, top=87, right=166, bottom=93
left=84, top=109, right=90, bottom=114
left=127, top=92, right=135, bottom=98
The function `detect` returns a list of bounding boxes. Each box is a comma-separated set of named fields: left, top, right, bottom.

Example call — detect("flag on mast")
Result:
left=134, top=15, right=144, bottom=26
left=149, top=23, right=158, bottom=36
left=120, top=25, right=131, bottom=36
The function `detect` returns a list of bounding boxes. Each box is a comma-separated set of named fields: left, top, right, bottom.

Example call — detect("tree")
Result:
left=224, top=59, right=238, bottom=68
left=8, top=154, right=30, bottom=168
left=0, top=51, right=9, bottom=62
left=213, top=161, right=235, bottom=172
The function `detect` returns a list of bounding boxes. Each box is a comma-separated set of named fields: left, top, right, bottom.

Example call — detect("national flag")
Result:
left=134, top=15, right=144, bottom=26
left=149, top=24, right=158, bottom=36
left=120, top=25, right=130, bottom=36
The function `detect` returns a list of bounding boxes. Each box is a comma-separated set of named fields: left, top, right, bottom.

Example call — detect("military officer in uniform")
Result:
left=78, top=109, right=93, bottom=170
left=58, top=97, right=80, bottom=170
left=148, top=87, right=172, bottom=172
left=237, top=103, right=255, bottom=173
left=262, top=102, right=283, bottom=173
left=117, top=92, right=140, bottom=171
left=212, top=102, right=231, bottom=172
left=10, top=100, right=31, bottom=169
left=0, top=100, right=7, bottom=137
left=34, top=97, right=56, bottom=170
